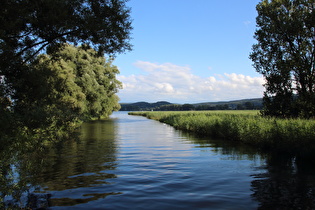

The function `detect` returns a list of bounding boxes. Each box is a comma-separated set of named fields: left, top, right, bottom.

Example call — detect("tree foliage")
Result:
left=0, top=0, right=132, bottom=61
left=15, top=44, right=122, bottom=132
left=0, top=0, right=131, bottom=143
left=0, top=0, right=131, bottom=105
left=250, top=0, right=315, bottom=118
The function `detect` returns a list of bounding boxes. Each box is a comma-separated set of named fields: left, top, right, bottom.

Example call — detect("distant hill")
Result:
left=194, top=98, right=263, bottom=110
left=119, top=98, right=263, bottom=111
left=119, top=101, right=172, bottom=111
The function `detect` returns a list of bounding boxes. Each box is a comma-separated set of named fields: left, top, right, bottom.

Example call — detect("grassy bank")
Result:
left=129, top=111, right=315, bottom=154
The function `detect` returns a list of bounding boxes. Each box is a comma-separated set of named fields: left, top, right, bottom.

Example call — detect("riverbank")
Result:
left=129, top=111, right=315, bottom=155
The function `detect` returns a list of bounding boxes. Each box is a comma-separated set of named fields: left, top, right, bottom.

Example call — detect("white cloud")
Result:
left=117, top=61, right=264, bottom=103
left=244, top=20, right=252, bottom=26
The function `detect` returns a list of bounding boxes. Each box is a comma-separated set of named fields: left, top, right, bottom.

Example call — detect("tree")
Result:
left=15, top=44, right=122, bottom=133
left=244, top=102, right=255, bottom=110
left=181, top=104, right=195, bottom=111
left=0, top=0, right=132, bottom=59
left=250, top=0, right=315, bottom=118
left=0, top=0, right=131, bottom=141
left=0, top=0, right=131, bottom=106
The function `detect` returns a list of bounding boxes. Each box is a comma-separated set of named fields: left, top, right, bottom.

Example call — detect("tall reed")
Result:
left=129, top=111, right=315, bottom=153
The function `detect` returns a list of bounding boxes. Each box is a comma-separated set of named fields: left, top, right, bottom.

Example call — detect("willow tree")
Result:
left=250, top=0, right=315, bottom=118
left=15, top=44, right=122, bottom=136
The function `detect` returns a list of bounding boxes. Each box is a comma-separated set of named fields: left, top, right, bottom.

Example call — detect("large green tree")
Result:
left=250, top=0, right=315, bottom=118
left=0, top=0, right=131, bottom=141
left=14, top=44, right=122, bottom=139
left=0, top=0, right=131, bottom=103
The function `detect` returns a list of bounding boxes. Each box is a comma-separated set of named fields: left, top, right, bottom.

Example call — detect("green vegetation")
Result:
left=120, top=101, right=172, bottom=111
left=0, top=0, right=131, bottom=147
left=0, top=44, right=122, bottom=149
left=0, top=43, right=123, bottom=207
left=250, top=0, right=315, bottom=118
left=0, top=0, right=132, bottom=65
left=130, top=111, right=315, bottom=154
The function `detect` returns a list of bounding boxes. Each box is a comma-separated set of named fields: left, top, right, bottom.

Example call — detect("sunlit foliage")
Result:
left=0, top=45, right=122, bottom=146
left=22, top=44, right=121, bottom=129
left=131, top=111, right=315, bottom=153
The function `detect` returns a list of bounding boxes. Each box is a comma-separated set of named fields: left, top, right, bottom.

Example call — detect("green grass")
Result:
left=129, top=111, right=315, bottom=153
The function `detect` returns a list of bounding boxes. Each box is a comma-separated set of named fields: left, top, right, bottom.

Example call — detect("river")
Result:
left=2, top=111, right=315, bottom=209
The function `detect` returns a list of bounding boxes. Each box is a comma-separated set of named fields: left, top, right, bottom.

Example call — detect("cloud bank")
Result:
left=117, top=61, right=264, bottom=103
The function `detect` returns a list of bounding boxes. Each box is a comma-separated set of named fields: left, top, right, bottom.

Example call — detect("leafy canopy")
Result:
left=0, top=0, right=131, bottom=141
left=0, top=0, right=132, bottom=59
left=0, top=0, right=132, bottom=88
left=250, top=0, right=315, bottom=118
left=16, top=44, right=122, bottom=131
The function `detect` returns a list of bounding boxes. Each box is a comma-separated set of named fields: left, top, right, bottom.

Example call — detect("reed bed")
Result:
left=129, top=111, right=315, bottom=153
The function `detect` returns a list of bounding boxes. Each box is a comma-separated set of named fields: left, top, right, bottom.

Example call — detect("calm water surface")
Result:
left=3, top=112, right=315, bottom=209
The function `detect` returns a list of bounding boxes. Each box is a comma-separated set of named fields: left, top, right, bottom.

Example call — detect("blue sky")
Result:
left=114, top=0, right=264, bottom=103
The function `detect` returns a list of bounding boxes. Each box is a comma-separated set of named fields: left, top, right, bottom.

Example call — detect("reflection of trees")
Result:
left=251, top=152, right=315, bottom=209
left=0, top=119, right=119, bottom=208
left=0, top=145, right=51, bottom=209
left=182, top=130, right=315, bottom=209
left=180, top=130, right=266, bottom=161
left=37, top=119, right=119, bottom=206
left=51, top=192, right=122, bottom=207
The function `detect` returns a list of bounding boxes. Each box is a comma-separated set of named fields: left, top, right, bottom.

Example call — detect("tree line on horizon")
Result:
left=120, top=101, right=262, bottom=111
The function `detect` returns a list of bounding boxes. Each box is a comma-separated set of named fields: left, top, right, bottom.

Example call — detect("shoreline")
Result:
left=129, top=111, right=315, bottom=156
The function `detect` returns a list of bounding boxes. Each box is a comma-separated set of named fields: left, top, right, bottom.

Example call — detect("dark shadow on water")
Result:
left=179, top=129, right=315, bottom=209
left=50, top=192, right=122, bottom=207
left=0, top=118, right=120, bottom=209
left=251, top=151, right=315, bottom=210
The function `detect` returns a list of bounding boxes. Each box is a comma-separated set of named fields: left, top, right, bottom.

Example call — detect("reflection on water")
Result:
left=40, top=119, right=120, bottom=207
left=252, top=152, right=315, bottom=209
left=0, top=118, right=120, bottom=209
left=1, top=112, right=315, bottom=209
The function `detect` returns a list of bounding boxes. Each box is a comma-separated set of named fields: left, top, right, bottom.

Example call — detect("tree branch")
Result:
left=21, top=42, right=50, bottom=65
left=16, top=28, right=81, bottom=59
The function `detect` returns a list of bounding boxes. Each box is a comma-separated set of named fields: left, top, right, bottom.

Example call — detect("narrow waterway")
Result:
left=2, top=111, right=315, bottom=209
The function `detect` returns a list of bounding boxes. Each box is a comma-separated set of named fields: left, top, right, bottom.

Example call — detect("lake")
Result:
left=2, top=111, right=315, bottom=209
